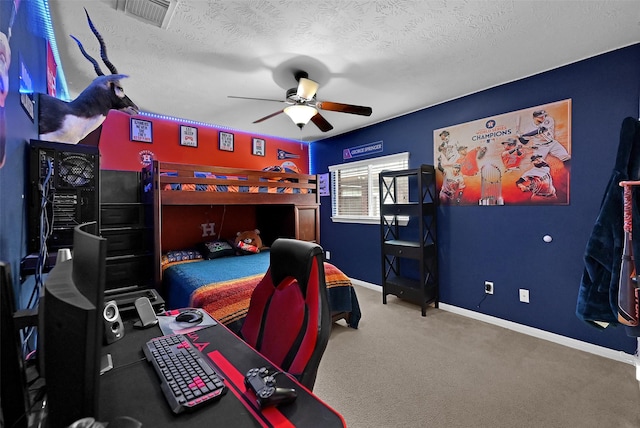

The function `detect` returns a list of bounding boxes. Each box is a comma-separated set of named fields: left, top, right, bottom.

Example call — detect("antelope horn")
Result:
left=83, top=8, right=118, bottom=75
left=69, top=35, right=104, bottom=76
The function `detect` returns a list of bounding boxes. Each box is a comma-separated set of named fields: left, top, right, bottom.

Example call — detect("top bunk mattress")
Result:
left=149, top=163, right=317, bottom=194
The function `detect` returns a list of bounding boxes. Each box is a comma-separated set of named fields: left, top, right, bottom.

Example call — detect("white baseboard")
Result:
left=350, top=279, right=381, bottom=292
left=349, top=279, right=637, bottom=366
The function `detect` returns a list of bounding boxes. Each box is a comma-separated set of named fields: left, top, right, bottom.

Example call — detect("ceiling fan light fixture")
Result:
left=284, top=105, right=318, bottom=129
left=296, top=78, right=319, bottom=100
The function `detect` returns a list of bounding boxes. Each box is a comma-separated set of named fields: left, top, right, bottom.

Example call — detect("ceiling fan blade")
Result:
left=253, top=109, right=285, bottom=123
left=297, top=78, right=319, bottom=100
left=310, top=112, right=334, bottom=132
left=228, top=95, right=285, bottom=103
left=317, top=101, right=373, bottom=116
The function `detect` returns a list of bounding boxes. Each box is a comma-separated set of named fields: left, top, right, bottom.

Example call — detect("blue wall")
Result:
left=312, top=43, right=640, bottom=354
left=0, top=0, right=47, bottom=300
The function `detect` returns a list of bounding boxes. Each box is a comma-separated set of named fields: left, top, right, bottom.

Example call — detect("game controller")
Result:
left=244, top=367, right=297, bottom=407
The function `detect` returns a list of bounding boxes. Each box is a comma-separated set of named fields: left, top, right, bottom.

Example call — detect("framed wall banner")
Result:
left=180, top=125, right=198, bottom=147
left=318, top=173, right=330, bottom=196
left=219, top=131, right=234, bottom=152
left=252, top=137, right=265, bottom=156
left=130, top=118, right=153, bottom=143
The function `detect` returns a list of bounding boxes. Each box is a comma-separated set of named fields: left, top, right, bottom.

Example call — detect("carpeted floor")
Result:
left=313, top=284, right=640, bottom=428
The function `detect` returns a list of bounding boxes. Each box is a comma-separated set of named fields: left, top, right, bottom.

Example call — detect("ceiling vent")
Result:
left=119, top=0, right=178, bottom=29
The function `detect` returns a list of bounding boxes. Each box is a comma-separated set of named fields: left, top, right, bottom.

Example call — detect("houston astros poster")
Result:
left=434, top=99, right=571, bottom=206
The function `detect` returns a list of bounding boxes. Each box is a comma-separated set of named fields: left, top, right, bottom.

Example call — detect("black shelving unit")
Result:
left=100, top=170, right=153, bottom=295
left=379, top=164, right=438, bottom=316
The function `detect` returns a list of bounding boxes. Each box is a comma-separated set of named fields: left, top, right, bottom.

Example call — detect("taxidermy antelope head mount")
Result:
left=38, top=9, right=138, bottom=144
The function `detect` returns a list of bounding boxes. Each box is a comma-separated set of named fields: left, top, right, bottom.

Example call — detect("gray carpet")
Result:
left=313, top=284, right=640, bottom=428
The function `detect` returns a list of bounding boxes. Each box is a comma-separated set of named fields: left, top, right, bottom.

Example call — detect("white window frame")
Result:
left=328, top=152, right=409, bottom=224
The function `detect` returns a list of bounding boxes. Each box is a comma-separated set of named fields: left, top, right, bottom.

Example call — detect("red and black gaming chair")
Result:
left=240, top=238, right=331, bottom=390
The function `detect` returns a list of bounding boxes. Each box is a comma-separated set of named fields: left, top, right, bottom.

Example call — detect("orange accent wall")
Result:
left=97, top=111, right=309, bottom=173
left=95, top=111, right=310, bottom=252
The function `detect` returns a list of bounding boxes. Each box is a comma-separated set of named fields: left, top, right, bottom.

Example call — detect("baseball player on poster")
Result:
left=517, top=110, right=571, bottom=163
left=515, top=154, right=557, bottom=201
left=500, top=138, right=526, bottom=172
left=438, top=161, right=465, bottom=204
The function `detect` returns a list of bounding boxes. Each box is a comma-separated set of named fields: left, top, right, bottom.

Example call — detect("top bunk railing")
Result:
left=142, top=161, right=320, bottom=206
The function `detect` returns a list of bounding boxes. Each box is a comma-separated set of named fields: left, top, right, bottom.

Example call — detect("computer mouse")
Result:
left=176, top=309, right=204, bottom=324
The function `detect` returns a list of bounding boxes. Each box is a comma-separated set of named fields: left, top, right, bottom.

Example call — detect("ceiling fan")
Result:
left=228, top=71, right=372, bottom=132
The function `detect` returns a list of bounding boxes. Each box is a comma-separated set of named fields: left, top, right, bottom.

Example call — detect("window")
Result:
left=329, top=152, right=409, bottom=224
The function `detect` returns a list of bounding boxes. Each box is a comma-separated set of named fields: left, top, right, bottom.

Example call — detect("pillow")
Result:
left=199, top=239, right=235, bottom=260
left=161, top=249, right=203, bottom=266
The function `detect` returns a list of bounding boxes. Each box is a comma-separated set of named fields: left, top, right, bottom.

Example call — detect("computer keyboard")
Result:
left=143, top=333, right=227, bottom=414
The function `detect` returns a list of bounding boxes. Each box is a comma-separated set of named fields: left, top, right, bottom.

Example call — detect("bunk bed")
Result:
left=142, top=161, right=361, bottom=330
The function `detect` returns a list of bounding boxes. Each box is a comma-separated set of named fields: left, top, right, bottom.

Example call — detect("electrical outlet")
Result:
left=519, top=288, right=530, bottom=303
left=325, top=250, right=331, bottom=260
left=484, top=281, right=494, bottom=294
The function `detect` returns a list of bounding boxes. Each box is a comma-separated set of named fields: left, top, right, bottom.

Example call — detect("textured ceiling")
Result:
left=49, top=0, right=640, bottom=142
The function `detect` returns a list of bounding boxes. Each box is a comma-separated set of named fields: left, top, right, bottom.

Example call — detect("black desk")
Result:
left=99, top=317, right=345, bottom=427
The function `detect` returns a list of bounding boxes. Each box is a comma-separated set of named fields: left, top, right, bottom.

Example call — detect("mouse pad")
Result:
left=157, top=308, right=217, bottom=336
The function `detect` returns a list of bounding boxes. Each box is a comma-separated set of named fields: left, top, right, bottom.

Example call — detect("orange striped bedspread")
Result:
left=189, top=262, right=361, bottom=331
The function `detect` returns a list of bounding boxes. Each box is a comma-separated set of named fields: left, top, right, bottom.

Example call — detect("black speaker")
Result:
left=28, top=140, right=100, bottom=253
left=103, top=300, right=125, bottom=344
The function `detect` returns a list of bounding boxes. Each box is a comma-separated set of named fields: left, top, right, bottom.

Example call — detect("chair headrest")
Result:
left=269, top=239, right=323, bottom=294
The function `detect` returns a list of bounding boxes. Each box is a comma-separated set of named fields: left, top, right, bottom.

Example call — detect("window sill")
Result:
left=331, top=216, right=409, bottom=226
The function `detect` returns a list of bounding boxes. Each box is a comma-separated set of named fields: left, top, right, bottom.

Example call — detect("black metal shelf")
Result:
left=379, top=164, right=438, bottom=316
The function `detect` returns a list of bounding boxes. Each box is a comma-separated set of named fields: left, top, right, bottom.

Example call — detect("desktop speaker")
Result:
left=103, top=300, right=125, bottom=344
